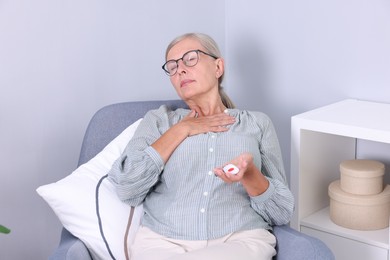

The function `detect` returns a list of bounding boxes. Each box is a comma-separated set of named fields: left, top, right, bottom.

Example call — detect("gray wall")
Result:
left=0, top=1, right=225, bottom=258
left=226, top=0, right=390, bottom=182
left=0, top=0, right=389, bottom=258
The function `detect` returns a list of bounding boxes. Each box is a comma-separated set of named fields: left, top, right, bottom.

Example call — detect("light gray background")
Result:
left=1, top=0, right=389, bottom=258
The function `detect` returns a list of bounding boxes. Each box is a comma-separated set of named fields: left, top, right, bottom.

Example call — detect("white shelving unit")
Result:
left=290, top=99, right=390, bottom=260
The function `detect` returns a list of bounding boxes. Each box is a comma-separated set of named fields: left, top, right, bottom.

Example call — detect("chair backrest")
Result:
left=77, top=100, right=186, bottom=166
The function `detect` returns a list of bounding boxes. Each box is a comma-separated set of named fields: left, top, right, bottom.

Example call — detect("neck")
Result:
left=186, top=97, right=226, bottom=117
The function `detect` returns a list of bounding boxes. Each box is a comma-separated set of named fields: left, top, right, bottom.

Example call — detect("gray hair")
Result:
left=165, top=33, right=235, bottom=109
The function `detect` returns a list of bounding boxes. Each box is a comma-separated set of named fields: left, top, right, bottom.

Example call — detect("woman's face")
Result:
left=166, top=38, right=223, bottom=102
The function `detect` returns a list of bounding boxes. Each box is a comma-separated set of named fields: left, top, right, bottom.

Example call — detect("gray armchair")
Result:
left=50, top=100, right=334, bottom=260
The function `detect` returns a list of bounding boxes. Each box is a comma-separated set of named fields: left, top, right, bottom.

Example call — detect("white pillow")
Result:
left=37, top=118, right=144, bottom=260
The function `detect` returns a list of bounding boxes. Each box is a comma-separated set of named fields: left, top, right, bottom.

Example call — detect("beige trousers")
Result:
left=131, top=226, right=276, bottom=260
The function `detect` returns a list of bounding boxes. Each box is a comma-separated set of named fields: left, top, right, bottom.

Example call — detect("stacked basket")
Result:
left=328, top=159, right=390, bottom=230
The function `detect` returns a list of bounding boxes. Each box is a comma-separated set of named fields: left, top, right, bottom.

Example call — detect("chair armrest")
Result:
left=49, top=229, right=92, bottom=260
left=273, top=225, right=334, bottom=260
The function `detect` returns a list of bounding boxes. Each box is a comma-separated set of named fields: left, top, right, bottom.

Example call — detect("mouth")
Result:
left=180, top=79, right=195, bottom=88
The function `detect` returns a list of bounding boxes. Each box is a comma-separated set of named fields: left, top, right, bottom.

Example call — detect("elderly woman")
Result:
left=108, top=33, right=294, bottom=260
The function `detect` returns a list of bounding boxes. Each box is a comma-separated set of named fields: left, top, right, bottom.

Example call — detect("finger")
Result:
left=214, top=168, right=229, bottom=180
left=210, top=115, right=235, bottom=126
left=241, top=159, right=248, bottom=169
left=187, top=110, right=197, bottom=118
left=209, top=125, right=229, bottom=133
left=214, top=168, right=234, bottom=183
left=214, top=115, right=235, bottom=127
left=214, top=168, right=224, bottom=177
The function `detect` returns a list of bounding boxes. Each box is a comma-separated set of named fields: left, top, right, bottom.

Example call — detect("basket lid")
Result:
left=329, top=181, right=390, bottom=205
left=340, top=159, right=384, bottom=178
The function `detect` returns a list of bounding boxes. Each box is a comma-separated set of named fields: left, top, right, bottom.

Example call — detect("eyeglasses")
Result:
left=162, top=49, right=219, bottom=76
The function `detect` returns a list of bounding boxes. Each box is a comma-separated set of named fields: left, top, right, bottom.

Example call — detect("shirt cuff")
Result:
left=249, top=178, right=275, bottom=203
left=144, top=146, right=165, bottom=172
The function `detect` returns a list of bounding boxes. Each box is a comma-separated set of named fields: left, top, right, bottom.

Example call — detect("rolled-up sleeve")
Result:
left=108, top=106, right=170, bottom=206
left=249, top=112, right=295, bottom=225
left=250, top=178, right=294, bottom=225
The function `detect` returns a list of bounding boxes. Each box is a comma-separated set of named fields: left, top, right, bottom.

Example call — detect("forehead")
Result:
left=167, top=38, right=203, bottom=60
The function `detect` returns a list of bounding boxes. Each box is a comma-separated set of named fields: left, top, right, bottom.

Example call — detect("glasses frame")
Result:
left=162, top=49, right=219, bottom=76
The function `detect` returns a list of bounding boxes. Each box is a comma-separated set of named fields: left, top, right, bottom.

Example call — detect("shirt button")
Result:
left=203, top=192, right=208, bottom=196
left=211, top=134, right=216, bottom=138
left=208, top=171, right=213, bottom=176
left=200, top=208, right=205, bottom=213
left=209, top=148, right=214, bottom=152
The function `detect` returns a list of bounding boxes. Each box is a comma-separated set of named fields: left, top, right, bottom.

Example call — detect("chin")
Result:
left=178, top=90, right=194, bottom=100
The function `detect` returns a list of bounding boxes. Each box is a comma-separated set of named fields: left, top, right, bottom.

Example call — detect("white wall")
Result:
left=1, top=0, right=389, bottom=258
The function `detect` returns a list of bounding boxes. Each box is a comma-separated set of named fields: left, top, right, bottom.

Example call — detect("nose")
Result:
left=176, top=59, right=187, bottom=75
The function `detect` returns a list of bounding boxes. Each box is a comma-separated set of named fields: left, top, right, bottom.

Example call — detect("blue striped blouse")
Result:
left=108, top=105, right=294, bottom=240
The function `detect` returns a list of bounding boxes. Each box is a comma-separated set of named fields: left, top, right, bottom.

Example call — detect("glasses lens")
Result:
left=165, top=61, right=178, bottom=76
left=183, top=51, right=199, bottom=67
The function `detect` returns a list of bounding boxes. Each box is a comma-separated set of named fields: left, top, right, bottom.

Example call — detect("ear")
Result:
left=215, top=58, right=224, bottom=79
